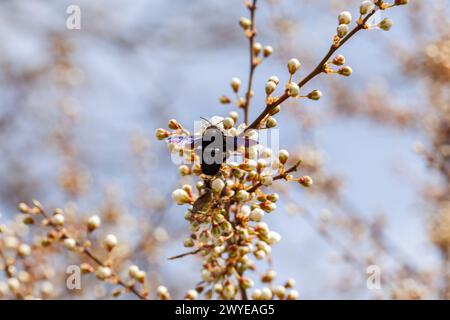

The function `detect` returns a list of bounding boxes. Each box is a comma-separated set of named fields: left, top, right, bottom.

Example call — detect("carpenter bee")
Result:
left=166, top=117, right=258, bottom=176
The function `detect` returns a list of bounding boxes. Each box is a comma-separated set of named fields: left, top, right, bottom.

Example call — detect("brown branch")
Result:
left=243, top=0, right=258, bottom=125
left=247, top=160, right=302, bottom=193
left=168, top=248, right=203, bottom=260
left=245, top=9, right=378, bottom=132
left=37, top=207, right=147, bottom=300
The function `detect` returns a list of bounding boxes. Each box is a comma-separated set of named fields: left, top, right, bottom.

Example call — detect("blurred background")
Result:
left=0, top=0, right=449, bottom=299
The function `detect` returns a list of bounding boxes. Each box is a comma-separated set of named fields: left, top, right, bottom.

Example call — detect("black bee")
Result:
left=166, top=117, right=258, bottom=176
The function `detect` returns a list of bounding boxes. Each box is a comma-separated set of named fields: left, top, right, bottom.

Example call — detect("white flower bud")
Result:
left=185, top=289, right=198, bottom=300
left=18, top=244, right=31, bottom=257
left=287, top=289, right=299, bottom=300
left=171, top=189, right=190, bottom=205
left=96, top=267, right=112, bottom=280
left=229, top=111, right=239, bottom=121
left=337, top=24, right=349, bottom=38
left=236, top=190, right=250, bottom=201
left=287, top=58, right=301, bottom=74
left=267, top=231, right=281, bottom=244
left=360, top=1, right=374, bottom=15
left=379, top=18, right=393, bottom=31
left=265, top=117, right=277, bottom=128
left=265, top=81, right=277, bottom=95
left=278, top=149, right=289, bottom=164
left=263, top=46, right=273, bottom=57
left=223, top=117, right=235, bottom=129
left=274, top=285, right=286, bottom=299
left=64, top=238, right=77, bottom=251
left=261, top=287, right=273, bottom=300
left=252, top=289, right=262, bottom=300
left=254, top=249, right=266, bottom=260
left=7, top=278, right=20, bottom=291
left=239, top=17, right=252, bottom=30
left=240, top=205, right=251, bottom=218
left=250, top=208, right=265, bottom=222
left=87, top=215, right=101, bottom=232
left=287, top=82, right=300, bottom=97
left=307, top=90, right=322, bottom=101
left=128, top=265, right=140, bottom=278
left=52, top=213, right=65, bottom=226
left=230, top=77, right=241, bottom=93
left=104, top=234, right=118, bottom=251
left=212, top=179, right=225, bottom=193
left=253, top=42, right=262, bottom=56
left=157, top=285, right=168, bottom=296
left=338, top=11, right=352, bottom=25
left=268, top=75, right=280, bottom=85
left=178, top=165, right=190, bottom=176
left=338, top=66, right=353, bottom=77
left=260, top=174, right=273, bottom=186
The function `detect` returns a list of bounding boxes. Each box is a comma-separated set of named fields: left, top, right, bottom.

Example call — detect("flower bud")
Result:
left=332, top=54, right=346, bottom=66
left=287, top=82, right=300, bottom=97
left=360, top=1, right=374, bottom=14
left=104, top=234, right=118, bottom=251
left=299, top=175, right=313, bottom=187
left=250, top=208, right=265, bottom=222
left=268, top=75, right=280, bottom=85
left=265, top=81, right=277, bottom=96
left=96, top=267, right=112, bottom=280
left=155, top=128, right=170, bottom=140
left=52, top=213, right=65, bottom=226
left=287, top=289, right=299, bottom=300
left=379, top=18, right=393, bottom=31
left=171, top=189, right=190, bottom=205
left=230, top=77, right=241, bottom=93
left=338, top=11, right=352, bottom=25
left=236, top=190, right=250, bottom=201
left=168, top=119, right=180, bottom=130
left=254, top=250, right=266, bottom=260
left=212, top=179, right=225, bottom=193
left=223, top=117, right=235, bottom=129
left=261, top=287, right=273, bottom=300
left=253, top=42, right=262, bottom=56
left=395, top=0, right=408, bottom=5
left=18, top=244, right=31, bottom=257
left=307, top=90, right=322, bottom=101
left=18, top=203, right=30, bottom=214
left=87, top=215, right=101, bottom=232
left=219, top=95, right=231, bottom=104
left=64, top=238, right=77, bottom=251
left=185, top=289, right=198, bottom=300
left=239, top=17, right=252, bottom=30
left=267, top=231, right=281, bottom=244
left=287, top=58, right=301, bottom=74
left=265, top=117, right=277, bottom=128
left=337, top=24, right=349, bottom=38
left=229, top=111, right=239, bottom=122
left=274, top=285, right=286, bottom=299
left=263, top=46, right=273, bottom=57
left=278, top=150, right=289, bottom=164
left=252, top=289, right=262, bottom=300
left=260, top=173, right=273, bottom=186
left=240, top=277, right=254, bottom=289
left=338, top=66, right=353, bottom=77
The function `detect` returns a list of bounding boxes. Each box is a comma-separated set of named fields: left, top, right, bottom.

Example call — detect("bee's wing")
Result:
left=166, top=136, right=202, bottom=149
left=225, top=136, right=258, bottom=152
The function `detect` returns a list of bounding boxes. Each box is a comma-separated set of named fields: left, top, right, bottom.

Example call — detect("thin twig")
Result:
left=245, top=9, right=378, bottom=131
left=247, top=160, right=302, bottom=193
left=168, top=248, right=203, bottom=260
left=38, top=207, right=147, bottom=300
left=243, top=0, right=258, bottom=125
